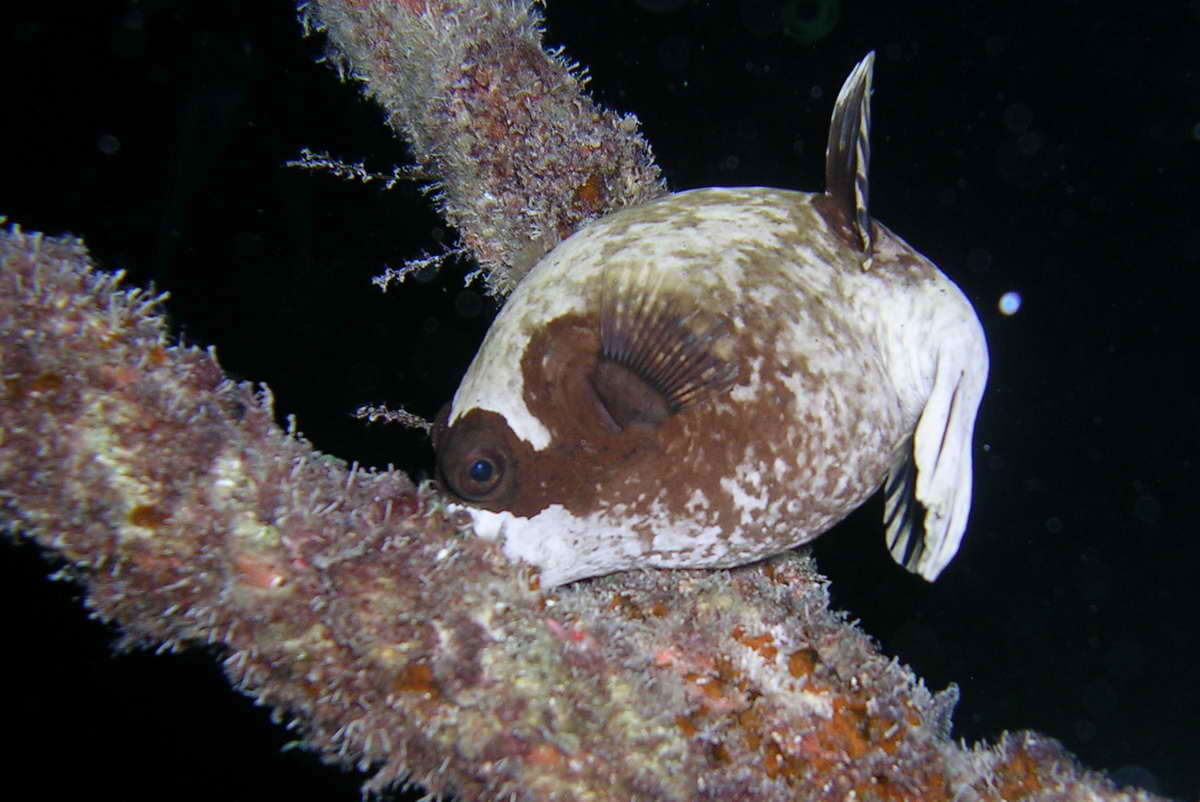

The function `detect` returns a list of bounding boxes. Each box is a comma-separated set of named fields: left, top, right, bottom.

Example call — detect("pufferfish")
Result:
left=434, top=53, right=989, bottom=588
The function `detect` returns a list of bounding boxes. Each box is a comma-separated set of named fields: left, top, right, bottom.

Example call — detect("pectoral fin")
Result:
left=591, top=263, right=739, bottom=431
left=883, top=440, right=925, bottom=570
left=885, top=344, right=988, bottom=581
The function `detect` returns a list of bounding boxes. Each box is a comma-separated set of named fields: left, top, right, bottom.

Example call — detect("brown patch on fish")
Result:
left=497, top=288, right=908, bottom=568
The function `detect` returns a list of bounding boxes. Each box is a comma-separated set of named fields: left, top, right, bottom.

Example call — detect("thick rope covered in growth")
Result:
left=0, top=225, right=1156, bottom=802
left=0, top=0, right=1168, bottom=799
left=301, top=0, right=666, bottom=295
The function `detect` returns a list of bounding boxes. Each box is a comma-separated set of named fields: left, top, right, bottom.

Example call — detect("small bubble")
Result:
left=998, top=291, right=1021, bottom=316
left=97, top=133, right=121, bottom=155
left=1044, top=516, right=1063, bottom=534
left=809, top=85, right=823, bottom=100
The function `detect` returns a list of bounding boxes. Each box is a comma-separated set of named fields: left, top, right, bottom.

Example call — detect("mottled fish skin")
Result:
left=436, top=55, right=988, bottom=588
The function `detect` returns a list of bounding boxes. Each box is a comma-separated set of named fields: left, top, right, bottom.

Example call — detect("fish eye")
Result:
left=434, top=410, right=517, bottom=506
left=453, top=448, right=507, bottom=501
left=468, top=459, right=494, bottom=483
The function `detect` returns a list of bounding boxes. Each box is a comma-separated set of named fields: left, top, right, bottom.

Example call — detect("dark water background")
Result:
left=3, top=1, right=1196, bottom=798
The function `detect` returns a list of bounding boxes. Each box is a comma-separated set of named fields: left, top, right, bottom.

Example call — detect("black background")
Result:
left=3, top=1, right=1197, bottom=799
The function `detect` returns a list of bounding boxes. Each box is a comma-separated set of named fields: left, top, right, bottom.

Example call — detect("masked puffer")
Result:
left=434, top=53, right=989, bottom=588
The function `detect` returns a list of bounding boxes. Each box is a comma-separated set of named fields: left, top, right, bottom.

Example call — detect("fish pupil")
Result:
left=469, top=459, right=494, bottom=483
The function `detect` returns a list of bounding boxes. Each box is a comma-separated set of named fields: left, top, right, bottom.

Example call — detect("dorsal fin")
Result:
left=824, top=51, right=875, bottom=254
